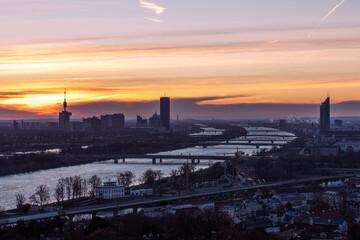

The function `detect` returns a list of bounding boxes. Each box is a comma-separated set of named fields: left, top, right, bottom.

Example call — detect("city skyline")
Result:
left=0, top=0, right=359, bottom=119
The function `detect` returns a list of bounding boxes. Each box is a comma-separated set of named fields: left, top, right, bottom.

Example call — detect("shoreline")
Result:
left=0, top=128, right=246, bottom=178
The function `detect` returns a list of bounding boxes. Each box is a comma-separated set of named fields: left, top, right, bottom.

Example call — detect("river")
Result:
left=0, top=127, right=295, bottom=210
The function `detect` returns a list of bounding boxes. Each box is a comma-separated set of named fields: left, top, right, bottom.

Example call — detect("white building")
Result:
left=130, top=189, right=153, bottom=196
left=95, top=182, right=125, bottom=199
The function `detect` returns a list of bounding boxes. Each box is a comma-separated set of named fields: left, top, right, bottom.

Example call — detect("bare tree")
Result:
left=54, top=178, right=65, bottom=204
left=71, top=175, right=82, bottom=201
left=81, top=179, right=88, bottom=198
left=30, top=185, right=50, bottom=210
left=116, top=171, right=135, bottom=188
left=88, top=175, right=102, bottom=196
left=156, top=170, right=164, bottom=181
left=15, top=193, right=26, bottom=206
left=63, top=177, right=73, bottom=201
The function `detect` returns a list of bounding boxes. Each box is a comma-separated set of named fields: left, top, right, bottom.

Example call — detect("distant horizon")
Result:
left=0, top=1, right=359, bottom=119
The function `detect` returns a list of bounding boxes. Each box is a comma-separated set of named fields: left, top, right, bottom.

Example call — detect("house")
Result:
left=130, top=188, right=153, bottom=196
left=95, top=181, right=125, bottom=199
left=273, top=193, right=307, bottom=208
left=323, top=191, right=343, bottom=208
left=293, top=210, right=347, bottom=231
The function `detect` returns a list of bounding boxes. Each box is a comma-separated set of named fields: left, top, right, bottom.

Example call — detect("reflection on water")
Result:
left=0, top=127, right=294, bottom=210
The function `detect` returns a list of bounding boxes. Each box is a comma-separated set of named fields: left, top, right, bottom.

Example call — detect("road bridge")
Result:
left=0, top=173, right=356, bottom=225
left=62, top=154, right=249, bottom=164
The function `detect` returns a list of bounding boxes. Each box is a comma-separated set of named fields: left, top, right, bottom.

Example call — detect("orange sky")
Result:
left=0, top=0, right=359, bottom=119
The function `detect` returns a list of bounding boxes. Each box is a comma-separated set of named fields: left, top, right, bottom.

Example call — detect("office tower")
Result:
left=100, top=113, right=125, bottom=131
left=59, top=91, right=72, bottom=131
left=83, top=117, right=101, bottom=132
left=149, top=112, right=162, bottom=128
left=160, top=96, right=170, bottom=130
left=136, top=115, right=148, bottom=127
left=320, top=97, right=330, bottom=132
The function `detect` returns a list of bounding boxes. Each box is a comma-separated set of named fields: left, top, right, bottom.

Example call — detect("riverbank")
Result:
left=0, top=126, right=246, bottom=177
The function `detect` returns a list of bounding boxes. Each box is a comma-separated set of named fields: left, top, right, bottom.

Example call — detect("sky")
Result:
left=0, top=0, right=359, bottom=120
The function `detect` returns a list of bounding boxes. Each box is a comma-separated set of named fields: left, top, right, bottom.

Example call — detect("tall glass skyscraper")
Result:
left=320, top=97, right=330, bottom=132
left=160, top=97, right=170, bottom=130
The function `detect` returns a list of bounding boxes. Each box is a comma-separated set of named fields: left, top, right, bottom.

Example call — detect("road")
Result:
left=0, top=173, right=357, bottom=225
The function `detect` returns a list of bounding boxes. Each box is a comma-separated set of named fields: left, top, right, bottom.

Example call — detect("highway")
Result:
left=0, top=173, right=357, bottom=225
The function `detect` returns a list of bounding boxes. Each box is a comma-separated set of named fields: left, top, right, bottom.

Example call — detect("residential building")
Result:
left=95, top=182, right=125, bottom=199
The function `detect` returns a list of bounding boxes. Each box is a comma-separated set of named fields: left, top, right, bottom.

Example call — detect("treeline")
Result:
left=14, top=169, right=169, bottom=213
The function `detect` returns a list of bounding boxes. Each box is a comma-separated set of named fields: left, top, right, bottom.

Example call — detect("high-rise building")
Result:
left=83, top=116, right=101, bottom=132
left=136, top=115, right=148, bottom=127
left=100, top=113, right=125, bottom=131
left=320, top=97, right=330, bottom=132
left=160, top=96, right=170, bottom=130
left=59, top=91, right=72, bottom=131
left=149, top=112, right=162, bottom=128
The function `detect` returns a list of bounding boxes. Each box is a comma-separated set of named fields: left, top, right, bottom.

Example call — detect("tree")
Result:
left=63, top=177, right=73, bottom=201
left=116, top=171, right=135, bottom=188
left=89, top=175, right=102, bottom=196
left=15, top=193, right=26, bottom=206
left=139, top=169, right=163, bottom=190
left=54, top=179, right=65, bottom=204
left=155, top=170, right=163, bottom=181
left=81, top=179, right=88, bottom=198
left=30, top=185, right=50, bottom=210
left=71, top=175, right=82, bottom=201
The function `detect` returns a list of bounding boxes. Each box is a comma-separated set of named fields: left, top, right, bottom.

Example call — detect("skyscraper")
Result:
left=320, top=97, right=330, bottom=132
left=59, top=90, right=72, bottom=131
left=160, top=96, right=170, bottom=130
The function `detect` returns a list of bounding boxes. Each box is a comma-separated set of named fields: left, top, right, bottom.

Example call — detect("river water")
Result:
left=0, top=127, right=295, bottom=210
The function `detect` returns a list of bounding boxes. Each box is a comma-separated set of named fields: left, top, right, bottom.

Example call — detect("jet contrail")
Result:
left=308, top=0, right=346, bottom=38
left=264, top=39, right=281, bottom=45
left=321, top=0, right=346, bottom=22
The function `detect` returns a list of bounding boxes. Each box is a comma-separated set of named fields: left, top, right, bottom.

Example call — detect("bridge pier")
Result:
left=114, top=158, right=118, bottom=164
left=256, top=145, right=259, bottom=149
left=123, top=158, right=125, bottom=163
left=249, top=140, right=251, bottom=144
left=92, top=211, right=98, bottom=219
left=152, top=158, right=156, bottom=164
left=191, top=158, right=195, bottom=165
left=159, top=158, right=162, bottom=163
left=226, top=140, right=229, bottom=144
left=271, top=140, right=274, bottom=144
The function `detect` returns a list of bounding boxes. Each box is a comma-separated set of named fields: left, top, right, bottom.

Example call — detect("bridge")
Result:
left=62, top=154, right=249, bottom=164
left=0, top=173, right=356, bottom=225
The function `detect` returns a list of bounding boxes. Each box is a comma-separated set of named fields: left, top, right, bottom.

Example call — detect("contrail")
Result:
left=308, top=0, right=346, bottom=38
left=263, top=39, right=281, bottom=45
left=321, top=0, right=346, bottom=22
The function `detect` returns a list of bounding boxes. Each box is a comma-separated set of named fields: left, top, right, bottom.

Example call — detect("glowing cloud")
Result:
left=322, top=0, right=346, bottom=22
left=139, top=0, right=166, bottom=15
